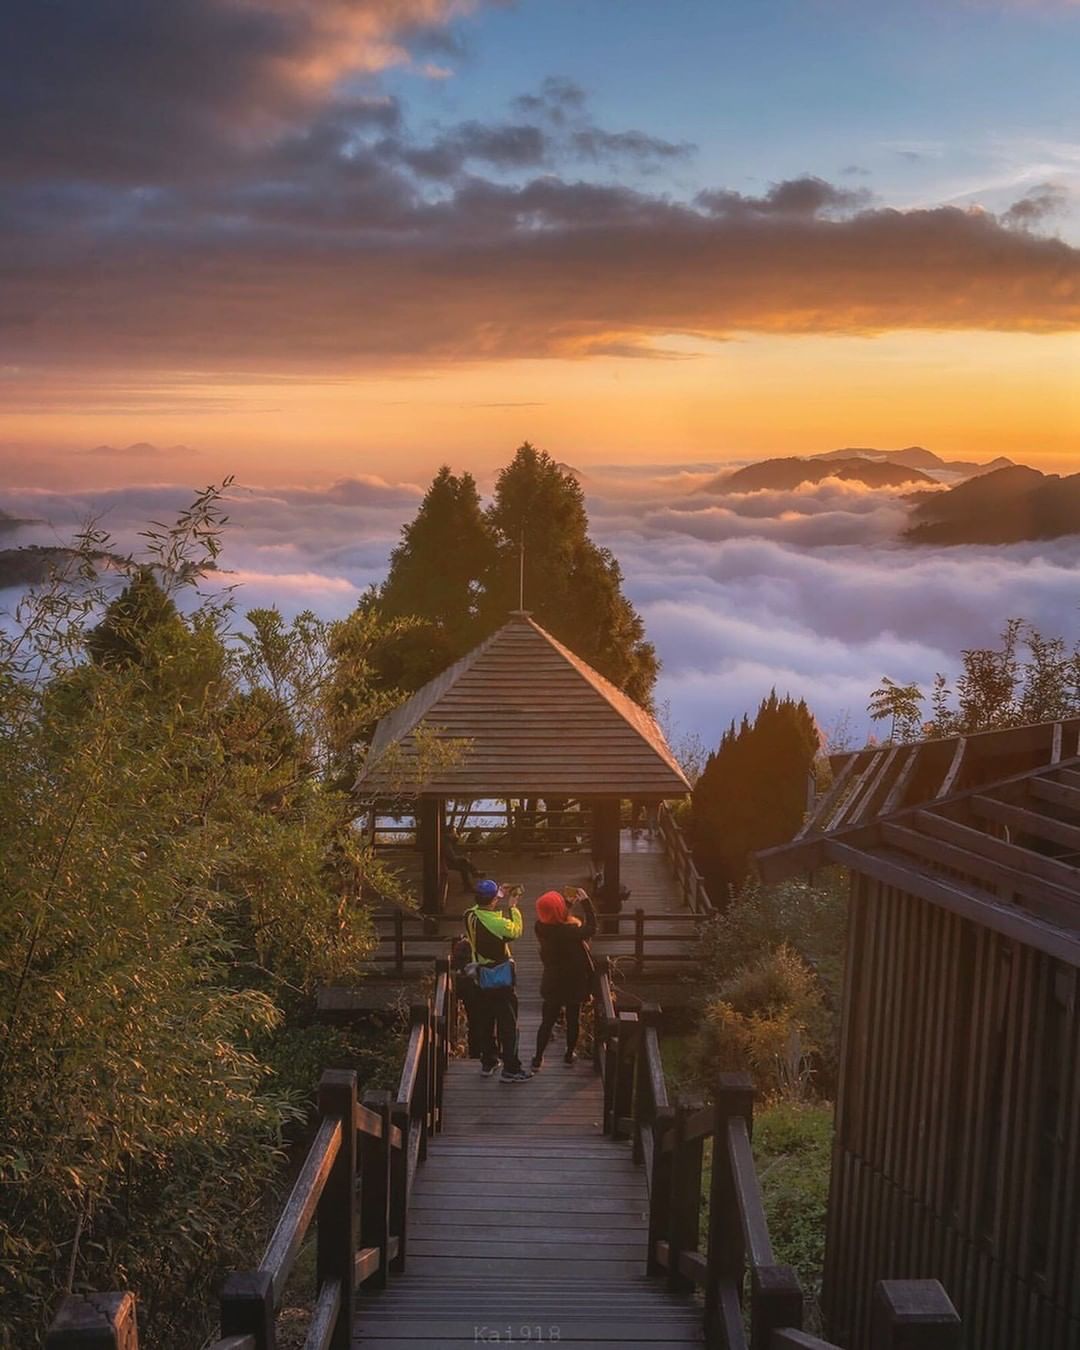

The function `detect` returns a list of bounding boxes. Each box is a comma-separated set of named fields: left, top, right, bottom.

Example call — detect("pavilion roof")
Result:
left=757, top=724, right=1080, bottom=966
left=356, top=611, right=690, bottom=799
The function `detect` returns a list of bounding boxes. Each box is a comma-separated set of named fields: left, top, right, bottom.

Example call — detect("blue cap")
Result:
left=474, top=879, right=500, bottom=900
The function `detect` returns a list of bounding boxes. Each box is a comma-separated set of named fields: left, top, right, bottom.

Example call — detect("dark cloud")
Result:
left=1002, top=182, right=1069, bottom=231
left=2, top=4, right=1078, bottom=387
left=4, top=174, right=1077, bottom=380
left=0, top=0, right=469, bottom=185
left=696, top=175, right=870, bottom=218
left=395, top=121, right=549, bottom=177
left=511, top=77, right=589, bottom=123
left=569, top=128, right=694, bottom=165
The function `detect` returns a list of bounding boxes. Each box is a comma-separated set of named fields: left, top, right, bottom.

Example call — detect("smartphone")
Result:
left=505, top=884, right=525, bottom=901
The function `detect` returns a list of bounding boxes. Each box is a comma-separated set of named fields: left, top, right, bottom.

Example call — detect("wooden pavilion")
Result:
left=355, top=610, right=690, bottom=913
left=758, top=720, right=1080, bottom=1350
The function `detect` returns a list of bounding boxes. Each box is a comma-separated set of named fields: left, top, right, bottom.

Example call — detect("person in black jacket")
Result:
left=531, top=887, right=597, bottom=1070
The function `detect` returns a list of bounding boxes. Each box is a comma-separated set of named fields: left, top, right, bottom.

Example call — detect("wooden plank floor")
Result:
left=353, top=843, right=702, bottom=1347
left=368, top=830, right=698, bottom=971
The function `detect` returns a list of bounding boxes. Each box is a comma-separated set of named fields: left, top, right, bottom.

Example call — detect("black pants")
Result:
left=457, top=976, right=499, bottom=1060
left=536, top=998, right=581, bottom=1060
left=475, top=986, right=521, bottom=1072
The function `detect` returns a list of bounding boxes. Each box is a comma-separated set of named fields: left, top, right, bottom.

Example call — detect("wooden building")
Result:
left=760, top=724, right=1080, bottom=1350
left=355, top=609, right=690, bottom=911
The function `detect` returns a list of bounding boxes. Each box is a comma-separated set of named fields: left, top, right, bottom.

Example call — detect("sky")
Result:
left=3, top=0, right=1080, bottom=747
left=2, top=0, right=1080, bottom=482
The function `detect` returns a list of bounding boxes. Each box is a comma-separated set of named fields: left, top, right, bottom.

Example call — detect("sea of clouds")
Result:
left=4, top=466, right=1078, bottom=750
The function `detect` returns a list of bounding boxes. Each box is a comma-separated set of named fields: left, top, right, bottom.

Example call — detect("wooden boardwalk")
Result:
left=362, top=829, right=700, bottom=980
left=354, top=841, right=702, bottom=1347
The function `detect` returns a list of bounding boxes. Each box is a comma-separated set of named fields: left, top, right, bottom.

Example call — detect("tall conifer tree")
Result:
left=692, top=691, right=819, bottom=901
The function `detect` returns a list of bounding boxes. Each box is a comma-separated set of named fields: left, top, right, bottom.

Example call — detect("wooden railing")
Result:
left=657, top=801, right=715, bottom=914
left=366, top=800, right=594, bottom=851
left=370, top=907, right=703, bottom=979
left=598, top=908, right=701, bottom=974
left=45, top=960, right=457, bottom=1350
left=591, top=966, right=962, bottom=1350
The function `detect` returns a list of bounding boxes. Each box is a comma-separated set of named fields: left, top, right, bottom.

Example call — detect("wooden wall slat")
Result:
left=823, top=870, right=1079, bottom=1349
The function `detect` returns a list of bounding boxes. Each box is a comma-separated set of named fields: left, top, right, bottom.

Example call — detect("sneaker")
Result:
left=500, top=1067, right=533, bottom=1083
left=531, top=1056, right=544, bottom=1072
left=480, top=1062, right=498, bottom=1077
left=564, top=1050, right=576, bottom=1066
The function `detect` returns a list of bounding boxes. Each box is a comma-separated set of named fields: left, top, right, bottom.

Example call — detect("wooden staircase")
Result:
left=353, top=916, right=700, bottom=1347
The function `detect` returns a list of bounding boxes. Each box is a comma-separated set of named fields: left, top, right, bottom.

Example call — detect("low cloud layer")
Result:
left=5, top=468, right=1078, bottom=750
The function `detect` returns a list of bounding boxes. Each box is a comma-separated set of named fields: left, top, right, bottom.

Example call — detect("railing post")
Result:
left=706, top=1073, right=755, bottom=1339
left=592, top=957, right=610, bottom=1075
left=46, top=1293, right=138, bottom=1349
left=750, top=1265, right=803, bottom=1350
left=434, top=958, right=450, bottom=1133
left=359, top=1089, right=392, bottom=1293
left=220, top=1271, right=275, bottom=1350
left=647, top=1106, right=675, bottom=1277
left=632, top=1004, right=660, bottom=1165
left=634, top=907, right=645, bottom=975
left=409, top=1002, right=430, bottom=1163
left=316, top=1070, right=357, bottom=1350
left=389, top=1102, right=410, bottom=1273
left=871, top=1280, right=962, bottom=1348
left=602, top=1023, right=619, bottom=1134
left=668, top=1096, right=705, bottom=1296
left=612, top=1011, right=638, bottom=1139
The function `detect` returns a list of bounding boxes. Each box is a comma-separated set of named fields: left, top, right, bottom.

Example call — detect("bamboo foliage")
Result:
left=0, top=486, right=418, bottom=1346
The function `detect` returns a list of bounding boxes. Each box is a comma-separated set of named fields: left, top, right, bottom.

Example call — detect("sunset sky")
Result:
left=4, top=1, right=1080, bottom=745
left=3, top=0, right=1080, bottom=486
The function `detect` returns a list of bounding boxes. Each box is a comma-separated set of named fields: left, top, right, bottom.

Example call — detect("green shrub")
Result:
left=696, top=875, right=847, bottom=1096
left=753, top=1102, right=833, bottom=1327
left=266, top=1020, right=407, bottom=1109
left=692, top=945, right=825, bottom=1100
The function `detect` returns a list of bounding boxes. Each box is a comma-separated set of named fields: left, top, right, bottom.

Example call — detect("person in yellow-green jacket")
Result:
left=465, top=879, right=532, bottom=1082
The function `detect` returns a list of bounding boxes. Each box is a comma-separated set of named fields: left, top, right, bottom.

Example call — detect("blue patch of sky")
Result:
left=382, top=0, right=1080, bottom=231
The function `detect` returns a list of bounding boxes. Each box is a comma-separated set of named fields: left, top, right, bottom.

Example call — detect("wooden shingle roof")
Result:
left=758, top=744, right=1080, bottom=966
left=356, top=611, right=690, bottom=798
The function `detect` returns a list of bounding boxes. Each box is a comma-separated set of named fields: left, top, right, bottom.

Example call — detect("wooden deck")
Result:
left=353, top=838, right=702, bottom=1347
left=364, top=829, right=700, bottom=975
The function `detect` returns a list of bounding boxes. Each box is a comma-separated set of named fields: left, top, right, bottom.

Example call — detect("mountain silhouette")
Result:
left=701, top=456, right=936, bottom=494
left=905, top=465, right=1080, bottom=544
left=0, top=507, right=42, bottom=534
left=812, top=445, right=1013, bottom=477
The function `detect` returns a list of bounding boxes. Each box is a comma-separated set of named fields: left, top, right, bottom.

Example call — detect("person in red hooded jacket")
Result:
left=531, top=887, right=597, bottom=1070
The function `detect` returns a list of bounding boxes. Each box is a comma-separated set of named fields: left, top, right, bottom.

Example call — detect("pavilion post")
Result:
left=593, top=796, right=622, bottom=925
left=418, top=796, right=444, bottom=915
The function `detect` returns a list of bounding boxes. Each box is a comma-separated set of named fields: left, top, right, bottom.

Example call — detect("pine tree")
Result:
left=86, top=567, right=185, bottom=667
left=379, top=466, right=496, bottom=641
left=691, top=691, right=820, bottom=902
left=481, top=444, right=658, bottom=704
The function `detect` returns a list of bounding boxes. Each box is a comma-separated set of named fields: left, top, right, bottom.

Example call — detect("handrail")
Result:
left=259, top=1115, right=342, bottom=1304
left=591, top=988, right=963, bottom=1350
left=656, top=801, right=715, bottom=914
left=48, top=957, right=459, bottom=1350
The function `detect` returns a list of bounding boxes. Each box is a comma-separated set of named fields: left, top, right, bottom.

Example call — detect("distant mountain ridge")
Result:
left=0, top=507, right=42, bottom=534
left=692, top=445, right=1077, bottom=545
left=700, top=455, right=937, bottom=494
left=905, top=465, right=1080, bottom=545
left=813, top=445, right=1014, bottom=477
